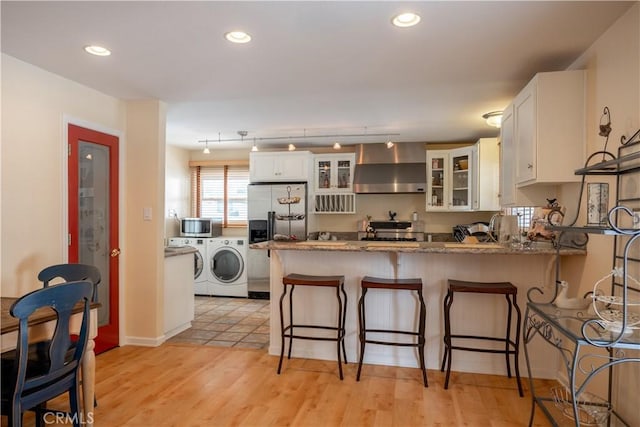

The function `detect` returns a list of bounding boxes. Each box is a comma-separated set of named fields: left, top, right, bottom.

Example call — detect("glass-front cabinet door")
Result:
left=427, top=151, right=446, bottom=210
left=427, top=146, right=475, bottom=211
left=450, top=147, right=473, bottom=210
left=314, top=153, right=355, bottom=193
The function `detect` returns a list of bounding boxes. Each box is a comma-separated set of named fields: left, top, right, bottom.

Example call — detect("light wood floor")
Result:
left=9, top=343, right=557, bottom=426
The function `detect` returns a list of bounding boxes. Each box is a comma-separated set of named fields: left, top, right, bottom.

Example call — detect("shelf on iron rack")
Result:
left=550, top=225, right=639, bottom=235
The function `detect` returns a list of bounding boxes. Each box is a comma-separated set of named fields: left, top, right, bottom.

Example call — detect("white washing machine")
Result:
left=168, top=237, right=208, bottom=295
left=206, top=237, right=248, bottom=297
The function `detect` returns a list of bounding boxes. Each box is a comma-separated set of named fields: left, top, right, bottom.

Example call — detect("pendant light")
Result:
left=251, top=137, right=258, bottom=152
left=203, top=140, right=210, bottom=154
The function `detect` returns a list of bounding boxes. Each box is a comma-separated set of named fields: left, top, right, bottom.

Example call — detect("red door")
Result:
left=68, top=124, right=119, bottom=354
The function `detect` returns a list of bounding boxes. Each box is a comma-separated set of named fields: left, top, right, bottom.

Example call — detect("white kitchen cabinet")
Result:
left=513, top=70, right=585, bottom=186
left=500, top=105, right=556, bottom=207
left=427, top=146, right=475, bottom=211
left=249, top=151, right=311, bottom=182
left=164, top=252, right=194, bottom=339
left=313, top=153, right=355, bottom=193
left=474, top=138, right=500, bottom=211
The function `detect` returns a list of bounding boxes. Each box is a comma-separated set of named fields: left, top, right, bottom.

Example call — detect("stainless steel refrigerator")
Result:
left=247, top=182, right=307, bottom=297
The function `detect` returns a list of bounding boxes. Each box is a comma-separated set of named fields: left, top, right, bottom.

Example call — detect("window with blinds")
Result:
left=506, top=206, right=534, bottom=233
left=191, top=165, right=249, bottom=227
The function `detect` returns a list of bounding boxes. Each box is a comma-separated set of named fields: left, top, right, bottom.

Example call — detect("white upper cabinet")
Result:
left=249, top=151, right=311, bottom=182
left=313, top=153, right=355, bottom=193
left=427, top=139, right=499, bottom=212
left=427, top=146, right=475, bottom=211
left=513, top=70, right=585, bottom=186
left=474, top=138, right=500, bottom=211
left=500, top=105, right=558, bottom=207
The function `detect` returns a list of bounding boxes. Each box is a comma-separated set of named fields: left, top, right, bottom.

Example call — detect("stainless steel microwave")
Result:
left=180, top=218, right=222, bottom=237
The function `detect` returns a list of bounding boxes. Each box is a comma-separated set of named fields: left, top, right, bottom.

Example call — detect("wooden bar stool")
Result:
left=441, top=279, right=523, bottom=396
left=356, top=276, right=428, bottom=387
left=277, top=273, right=348, bottom=379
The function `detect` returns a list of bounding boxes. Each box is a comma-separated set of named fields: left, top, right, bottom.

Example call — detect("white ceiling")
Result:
left=1, top=1, right=634, bottom=151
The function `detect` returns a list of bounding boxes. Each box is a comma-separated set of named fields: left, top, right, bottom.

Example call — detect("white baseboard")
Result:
left=123, top=335, right=165, bottom=347
left=163, top=322, right=192, bottom=341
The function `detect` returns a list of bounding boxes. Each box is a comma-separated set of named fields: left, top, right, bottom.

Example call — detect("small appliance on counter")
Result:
left=453, top=222, right=491, bottom=243
left=358, top=220, right=424, bottom=241
left=180, top=218, right=222, bottom=238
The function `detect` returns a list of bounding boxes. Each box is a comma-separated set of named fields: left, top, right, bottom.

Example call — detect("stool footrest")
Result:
left=364, top=339, right=423, bottom=347
left=364, top=328, right=421, bottom=337
left=284, top=325, right=344, bottom=340
left=449, top=345, right=517, bottom=354
left=449, top=334, right=516, bottom=344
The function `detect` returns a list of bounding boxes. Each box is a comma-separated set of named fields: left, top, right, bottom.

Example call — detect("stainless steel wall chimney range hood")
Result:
left=353, top=142, right=426, bottom=194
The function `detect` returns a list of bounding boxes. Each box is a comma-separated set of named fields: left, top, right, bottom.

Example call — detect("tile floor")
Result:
left=168, top=296, right=270, bottom=349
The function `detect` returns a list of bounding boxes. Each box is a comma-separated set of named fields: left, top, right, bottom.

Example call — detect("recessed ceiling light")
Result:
left=392, top=12, right=421, bottom=28
left=84, top=45, right=111, bottom=56
left=225, top=31, right=252, bottom=44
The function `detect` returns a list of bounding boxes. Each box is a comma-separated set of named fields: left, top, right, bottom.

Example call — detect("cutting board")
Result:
left=295, top=241, right=348, bottom=246
left=366, top=242, right=421, bottom=248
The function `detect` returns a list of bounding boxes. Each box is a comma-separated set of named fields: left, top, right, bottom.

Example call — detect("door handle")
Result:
left=110, top=248, right=121, bottom=257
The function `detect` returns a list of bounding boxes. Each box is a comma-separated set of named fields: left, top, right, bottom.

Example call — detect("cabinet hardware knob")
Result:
left=527, top=163, right=533, bottom=169
left=110, top=248, right=121, bottom=257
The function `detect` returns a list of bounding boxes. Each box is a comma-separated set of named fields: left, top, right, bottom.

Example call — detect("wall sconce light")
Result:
left=333, top=142, right=341, bottom=150
left=288, top=143, right=296, bottom=151
left=386, top=141, right=395, bottom=148
left=482, top=111, right=503, bottom=128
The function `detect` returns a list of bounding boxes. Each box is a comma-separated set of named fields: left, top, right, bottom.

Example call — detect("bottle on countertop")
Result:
left=412, top=211, right=418, bottom=221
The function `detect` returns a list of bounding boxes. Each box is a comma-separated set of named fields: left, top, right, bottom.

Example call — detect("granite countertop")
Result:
left=249, top=240, right=586, bottom=255
left=164, top=245, right=198, bottom=258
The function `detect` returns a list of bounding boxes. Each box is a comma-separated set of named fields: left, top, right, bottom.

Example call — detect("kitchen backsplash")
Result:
left=313, top=193, right=496, bottom=233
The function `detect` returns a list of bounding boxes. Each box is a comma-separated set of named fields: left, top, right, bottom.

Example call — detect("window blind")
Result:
left=191, top=165, right=249, bottom=226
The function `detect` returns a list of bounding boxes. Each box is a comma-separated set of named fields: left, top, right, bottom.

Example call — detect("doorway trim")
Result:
left=62, top=115, right=125, bottom=348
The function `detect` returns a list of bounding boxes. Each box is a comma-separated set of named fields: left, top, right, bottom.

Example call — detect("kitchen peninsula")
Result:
left=251, top=240, right=585, bottom=379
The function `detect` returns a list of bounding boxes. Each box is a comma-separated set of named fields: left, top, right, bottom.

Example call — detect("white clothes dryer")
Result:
left=168, top=237, right=208, bottom=295
left=206, top=237, right=248, bottom=297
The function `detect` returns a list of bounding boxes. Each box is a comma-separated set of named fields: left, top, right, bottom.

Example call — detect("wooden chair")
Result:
left=38, top=264, right=101, bottom=302
left=33, top=264, right=101, bottom=406
left=0, top=281, right=93, bottom=427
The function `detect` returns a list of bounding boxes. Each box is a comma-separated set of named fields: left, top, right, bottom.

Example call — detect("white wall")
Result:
left=1, top=54, right=125, bottom=296
left=561, top=4, right=639, bottom=424
left=165, top=145, right=191, bottom=240
left=1, top=55, right=170, bottom=347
